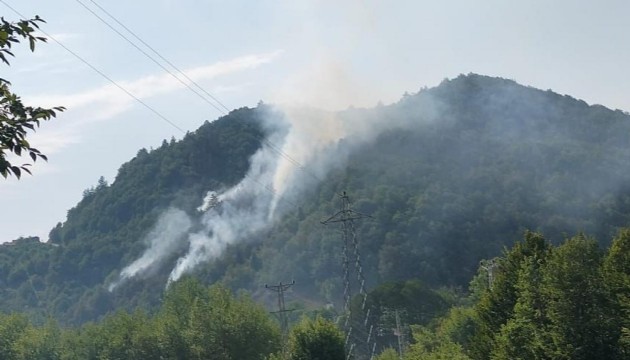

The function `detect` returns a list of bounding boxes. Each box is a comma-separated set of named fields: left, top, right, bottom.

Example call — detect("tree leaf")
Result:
left=10, top=166, right=21, bottom=178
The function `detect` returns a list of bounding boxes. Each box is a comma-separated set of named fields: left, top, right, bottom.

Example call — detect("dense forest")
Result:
left=375, top=229, right=630, bottom=360
left=0, top=276, right=344, bottom=359
left=2, top=73, right=630, bottom=339
left=0, top=231, right=628, bottom=359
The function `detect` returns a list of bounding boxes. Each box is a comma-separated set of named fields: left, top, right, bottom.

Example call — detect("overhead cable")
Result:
left=87, top=0, right=231, bottom=114
left=0, top=0, right=186, bottom=134
left=75, top=0, right=228, bottom=116
left=76, top=0, right=322, bottom=184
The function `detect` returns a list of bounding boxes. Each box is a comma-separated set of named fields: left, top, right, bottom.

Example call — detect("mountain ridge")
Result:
left=2, top=73, right=630, bottom=324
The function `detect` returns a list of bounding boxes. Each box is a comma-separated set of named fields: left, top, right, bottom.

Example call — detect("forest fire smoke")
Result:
left=109, top=95, right=436, bottom=289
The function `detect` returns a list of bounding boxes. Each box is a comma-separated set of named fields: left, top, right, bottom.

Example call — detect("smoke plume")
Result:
left=109, top=208, right=191, bottom=290
left=109, top=92, right=438, bottom=289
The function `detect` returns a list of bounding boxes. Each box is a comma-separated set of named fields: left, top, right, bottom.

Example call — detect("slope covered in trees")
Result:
left=2, top=231, right=628, bottom=359
left=1, top=106, right=268, bottom=322
left=0, top=278, right=344, bottom=360
left=380, top=229, right=630, bottom=360
left=2, top=74, right=630, bottom=325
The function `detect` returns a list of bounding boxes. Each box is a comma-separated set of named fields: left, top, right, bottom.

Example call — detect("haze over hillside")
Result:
left=2, top=74, right=630, bottom=325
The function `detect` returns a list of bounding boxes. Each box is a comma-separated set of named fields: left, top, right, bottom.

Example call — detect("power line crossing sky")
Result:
left=1, top=0, right=629, bottom=242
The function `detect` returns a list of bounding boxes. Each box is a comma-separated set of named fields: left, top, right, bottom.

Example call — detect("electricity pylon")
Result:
left=265, top=280, right=295, bottom=351
left=322, top=191, right=376, bottom=360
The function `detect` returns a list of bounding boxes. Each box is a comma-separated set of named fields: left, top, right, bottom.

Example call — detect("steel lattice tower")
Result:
left=322, top=191, right=377, bottom=360
left=265, top=280, right=295, bottom=350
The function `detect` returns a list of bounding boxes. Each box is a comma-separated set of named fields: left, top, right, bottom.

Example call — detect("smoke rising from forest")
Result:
left=108, top=0, right=423, bottom=288
left=111, top=73, right=630, bottom=291
left=109, top=208, right=191, bottom=291
left=110, top=93, right=440, bottom=288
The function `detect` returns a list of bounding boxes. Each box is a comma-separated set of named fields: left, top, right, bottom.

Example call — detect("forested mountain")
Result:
left=2, top=73, right=630, bottom=325
left=1, top=233, right=627, bottom=359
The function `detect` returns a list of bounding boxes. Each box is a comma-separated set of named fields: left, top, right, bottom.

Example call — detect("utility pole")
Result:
left=265, top=280, right=295, bottom=348
left=322, top=191, right=376, bottom=360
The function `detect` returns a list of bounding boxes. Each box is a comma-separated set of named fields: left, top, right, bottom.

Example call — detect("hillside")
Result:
left=2, top=74, right=630, bottom=324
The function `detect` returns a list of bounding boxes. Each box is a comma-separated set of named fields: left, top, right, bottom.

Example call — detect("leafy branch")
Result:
left=0, top=15, right=65, bottom=179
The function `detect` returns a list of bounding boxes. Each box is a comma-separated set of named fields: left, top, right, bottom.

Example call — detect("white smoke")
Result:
left=107, top=0, right=442, bottom=288
left=108, top=32, right=446, bottom=288
left=111, top=113, right=287, bottom=287
left=109, top=96, right=441, bottom=289
left=109, top=208, right=192, bottom=290
left=167, top=134, right=282, bottom=283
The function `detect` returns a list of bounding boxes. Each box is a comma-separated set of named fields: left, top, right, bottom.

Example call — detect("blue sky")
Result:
left=1, top=0, right=629, bottom=243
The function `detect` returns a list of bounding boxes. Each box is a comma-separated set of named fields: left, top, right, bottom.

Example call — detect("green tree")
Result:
left=286, top=316, right=345, bottom=360
left=603, top=228, right=630, bottom=357
left=12, top=319, right=62, bottom=360
left=435, top=306, right=479, bottom=356
left=470, top=232, right=549, bottom=360
left=491, top=256, right=549, bottom=360
left=375, top=348, right=400, bottom=360
left=542, top=234, right=617, bottom=359
left=0, top=16, right=64, bottom=178
left=0, top=312, right=29, bottom=359
left=157, top=278, right=281, bottom=359
left=405, top=326, right=471, bottom=360
left=85, top=310, right=158, bottom=360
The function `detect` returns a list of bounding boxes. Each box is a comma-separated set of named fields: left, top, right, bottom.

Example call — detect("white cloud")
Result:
left=18, top=50, right=283, bottom=155
left=25, top=50, right=283, bottom=110
left=27, top=125, right=82, bottom=155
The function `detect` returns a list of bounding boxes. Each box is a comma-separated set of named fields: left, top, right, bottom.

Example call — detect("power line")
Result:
left=0, top=0, right=187, bottom=134
left=76, top=0, right=323, bottom=185
left=265, top=280, right=295, bottom=353
left=322, top=191, right=377, bottom=360
left=74, top=0, right=228, bottom=116
left=86, top=0, right=231, bottom=114
left=4, top=0, right=322, bottom=204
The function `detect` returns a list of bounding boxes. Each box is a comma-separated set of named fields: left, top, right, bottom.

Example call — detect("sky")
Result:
left=1, top=0, right=629, bottom=243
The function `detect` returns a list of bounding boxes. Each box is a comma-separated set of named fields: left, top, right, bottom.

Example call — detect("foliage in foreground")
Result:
left=2, top=229, right=630, bottom=359
left=0, top=278, right=281, bottom=360
left=1, top=15, right=64, bottom=178
left=286, top=316, right=345, bottom=360
left=0, top=277, right=350, bottom=360
left=395, top=229, right=630, bottom=360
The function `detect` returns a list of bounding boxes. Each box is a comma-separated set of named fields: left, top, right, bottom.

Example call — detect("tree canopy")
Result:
left=3, top=74, right=630, bottom=326
left=0, top=15, right=64, bottom=178
left=0, top=278, right=283, bottom=360
left=406, top=230, right=630, bottom=360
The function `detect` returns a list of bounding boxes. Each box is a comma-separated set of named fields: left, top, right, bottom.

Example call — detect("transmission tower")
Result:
left=265, top=280, right=295, bottom=347
left=322, top=191, right=377, bottom=360
left=480, top=259, right=498, bottom=289
left=394, top=309, right=405, bottom=359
